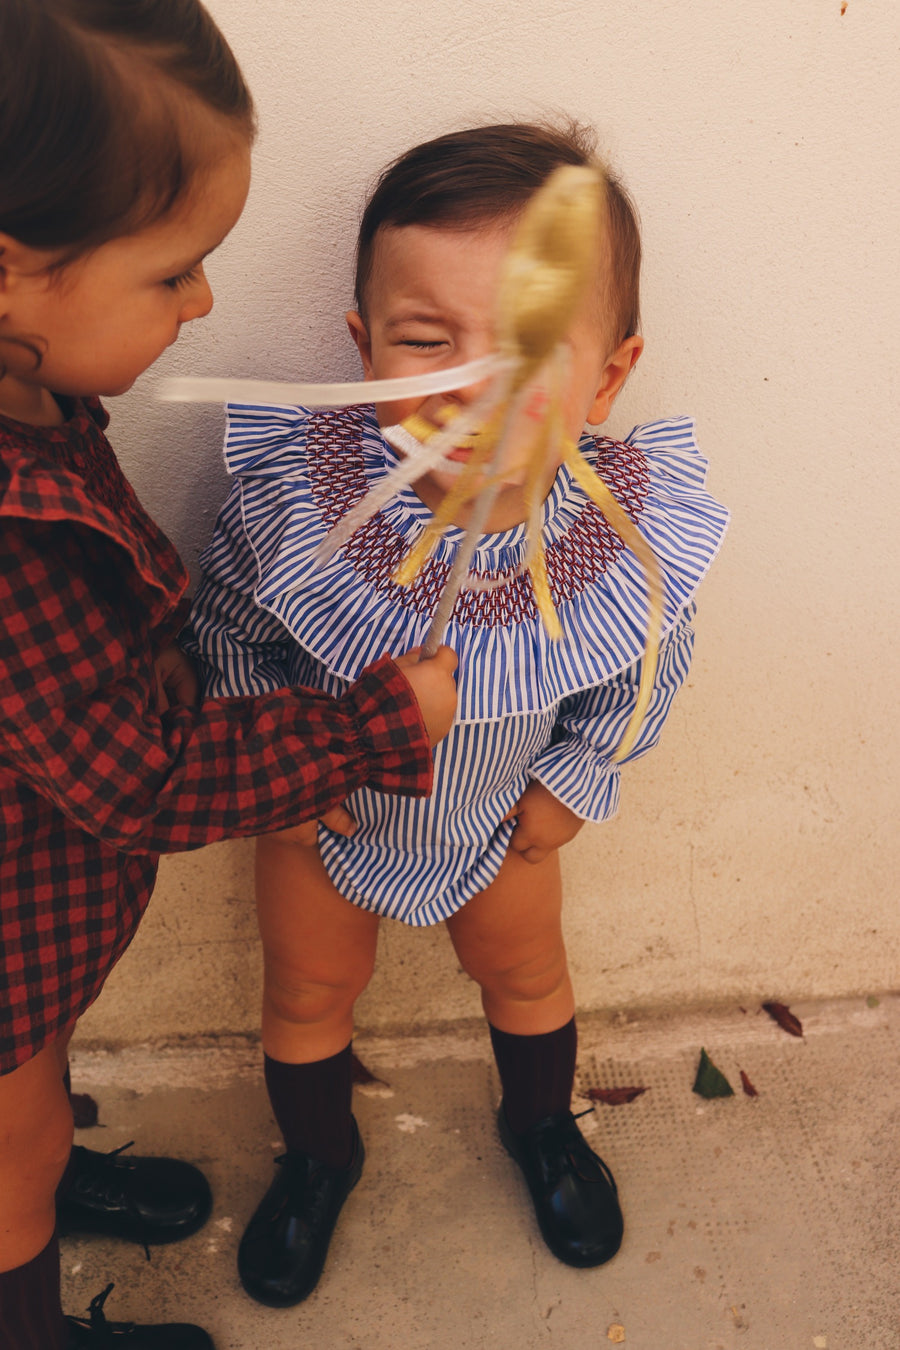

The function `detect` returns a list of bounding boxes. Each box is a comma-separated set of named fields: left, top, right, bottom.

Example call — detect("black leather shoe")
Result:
left=66, top=1283, right=214, bottom=1347
left=57, top=1143, right=212, bottom=1248
left=238, top=1117, right=364, bottom=1307
left=498, top=1105, right=624, bottom=1267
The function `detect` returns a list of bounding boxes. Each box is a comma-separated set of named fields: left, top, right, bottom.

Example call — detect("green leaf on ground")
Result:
left=693, top=1048, right=734, bottom=1098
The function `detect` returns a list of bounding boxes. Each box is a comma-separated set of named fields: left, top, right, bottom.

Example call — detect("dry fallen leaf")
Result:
left=608, top=1325, right=626, bottom=1344
left=70, top=1091, right=99, bottom=1129
left=739, top=1069, right=759, bottom=1098
left=351, top=1052, right=388, bottom=1087
left=586, top=1086, right=649, bottom=1105
left=761, top=1001, right=803, bottom=1037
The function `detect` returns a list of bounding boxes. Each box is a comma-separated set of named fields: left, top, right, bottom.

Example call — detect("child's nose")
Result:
left=180, top=270, right=214, bottom=323
left=442, top=330, right=497, bottom=406
left=445, top=370, right=494, bottom=408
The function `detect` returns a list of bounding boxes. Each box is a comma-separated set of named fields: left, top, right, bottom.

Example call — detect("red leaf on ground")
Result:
left=351, top=1052, right=388, bottom=1087
left=586, top=1085, right=649, bottom=1105
left=739, top=1070, right=759, bottom=1098
left=70, top=1091, right=99, bottom=1129
left=761, top=1001, right=803, bottom=1037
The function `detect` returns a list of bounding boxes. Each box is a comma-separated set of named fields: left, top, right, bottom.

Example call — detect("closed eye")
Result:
left=400, top=339, right=445, bottom=350
left=163, top=266, right=201, bottom=291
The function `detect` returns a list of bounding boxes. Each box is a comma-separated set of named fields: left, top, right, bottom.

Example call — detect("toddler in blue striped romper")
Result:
left=190, top=121, right=728, bottom=1306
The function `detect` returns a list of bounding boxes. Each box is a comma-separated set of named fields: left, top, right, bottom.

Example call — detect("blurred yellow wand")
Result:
left=382, top=165, right=664, bottom=761
left=159, top=166, right=663, bottom=760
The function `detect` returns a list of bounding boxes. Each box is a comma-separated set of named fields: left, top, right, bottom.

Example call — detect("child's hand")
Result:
left=504, top=780, right=585, bottom=864
left=394, top=646, right=458, bottom=745
left=267, top=803, right=358, bottom=847
left=155, top=644, right=199, bottom=711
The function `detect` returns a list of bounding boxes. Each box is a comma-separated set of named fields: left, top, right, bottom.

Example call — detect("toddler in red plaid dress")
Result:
left=0, top=4, right=457, bottom=1348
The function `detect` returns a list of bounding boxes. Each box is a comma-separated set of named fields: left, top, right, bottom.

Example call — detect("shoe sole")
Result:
left=57, top=1189, right=213, bottom=1245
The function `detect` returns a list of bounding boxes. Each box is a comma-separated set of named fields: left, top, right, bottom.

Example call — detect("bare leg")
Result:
left=0, top=1041, right=73, bottom=1272
left=446, top=848, right=574, bottom=1034
left=240, top=839, right=377, bottom=1309
left=447, top=848, right=623, bottom=1269
left=255, top=837, right=380, bottom=1064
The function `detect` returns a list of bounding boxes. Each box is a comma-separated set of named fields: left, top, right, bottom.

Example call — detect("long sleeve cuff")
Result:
left=342, top=655, right=433, bottom=797
left=529, top=743, right=621, bottom=823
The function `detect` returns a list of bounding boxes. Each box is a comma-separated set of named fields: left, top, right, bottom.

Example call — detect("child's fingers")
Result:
left=267, top=820, right=318, bottom=846
left=392, top=647, right=421, bottom=667
left=395, top=645, right=459, bottom=745
left=394, top=644, right=458, bottom=675
left=429, top=644, right=458, bottom=674
left=507, top=819, right=532, bottom=852
left=521, top=845, right=549, bottom=864
left=511, top=839, right=548, bottom=864
left=319, top=804, right=357, bottom=837
left=155, top=644, right=200, bottom=710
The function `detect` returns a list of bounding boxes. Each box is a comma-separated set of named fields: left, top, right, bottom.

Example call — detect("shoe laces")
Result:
left=274, top=1151, right=338, bottom=1226
left=67, top=1282, right=135, bottom=1343
left=534, top=1109, right=618, bottom=1191
left=70, top=1143, right=151, bottom=1260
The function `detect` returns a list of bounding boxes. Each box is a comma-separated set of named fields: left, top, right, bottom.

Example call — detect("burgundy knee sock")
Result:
left=489, top=1017, right=578, bottom=1134
left=0, top=1232, right=68, bottom=1350
left=264, top=1044, right=354, bottom=1168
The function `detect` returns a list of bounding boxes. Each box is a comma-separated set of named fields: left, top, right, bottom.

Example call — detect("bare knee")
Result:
left=0, top=1051, right=72, bottom=1172
left=263, top=960, right=373, bottom=1031
left=471, top=948, right=569, bottom=1008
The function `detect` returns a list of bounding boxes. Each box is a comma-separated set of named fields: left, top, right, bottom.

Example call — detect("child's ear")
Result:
left=345, top=310, right=375, bottom=379
left=0, top=234, right=24, bottom=294
left=0, top=234, right=44, bottom=286
left=587, top=335, right=644, bottom=425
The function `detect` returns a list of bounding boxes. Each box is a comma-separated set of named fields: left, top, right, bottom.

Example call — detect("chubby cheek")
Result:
left=372, top=398, right=417, bottom=429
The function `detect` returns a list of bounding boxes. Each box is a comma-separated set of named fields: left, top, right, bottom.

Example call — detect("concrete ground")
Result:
left=63, top=996, right=898, bottom=1350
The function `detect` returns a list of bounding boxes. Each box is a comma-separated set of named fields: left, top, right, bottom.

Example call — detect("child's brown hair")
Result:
left=354, top=122, right=641, bottom=349
left=0, top=0, right=255, bottom=259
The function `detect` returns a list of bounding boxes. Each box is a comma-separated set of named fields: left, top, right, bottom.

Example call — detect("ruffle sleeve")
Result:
left=0, top=400, right=189, bottom=635
left=220, top=403, right=728, bottom=723
left=528, top=603, right=695, bottom=821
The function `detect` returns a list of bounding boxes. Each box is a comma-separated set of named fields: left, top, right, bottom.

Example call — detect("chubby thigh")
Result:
left=446, top=849, right=575, bottom=1035
left=255, top=836, right=381, bottom=1064
left=255, top=836, right=574, bottom=1062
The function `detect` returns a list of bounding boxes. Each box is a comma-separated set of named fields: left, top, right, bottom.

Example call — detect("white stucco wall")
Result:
left=80, top=0, right=900, bottom=1046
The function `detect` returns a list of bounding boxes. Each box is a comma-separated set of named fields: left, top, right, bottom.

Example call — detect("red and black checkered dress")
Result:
left=0, top=399, right=432, bottom=1074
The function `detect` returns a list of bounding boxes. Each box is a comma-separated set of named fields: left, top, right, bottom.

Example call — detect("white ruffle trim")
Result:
left=223, top=403, right=728, bottom=721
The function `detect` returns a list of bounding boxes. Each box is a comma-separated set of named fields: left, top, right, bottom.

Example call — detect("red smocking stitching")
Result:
left=305, top=412, right=650, bottom=627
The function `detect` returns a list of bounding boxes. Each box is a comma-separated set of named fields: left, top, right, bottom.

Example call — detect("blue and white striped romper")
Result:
left=189, top=406, right=729, bottom=925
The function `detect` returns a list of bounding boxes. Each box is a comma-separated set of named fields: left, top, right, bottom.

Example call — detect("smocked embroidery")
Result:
left=305, top=407, right=650, bottom=627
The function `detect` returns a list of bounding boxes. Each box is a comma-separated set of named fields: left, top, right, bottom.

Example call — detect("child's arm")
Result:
left=155, top=644, right=200, bottom=711
left=509, top=605, right=696, bottom=860
left=0, top=518, right=453, bottom=854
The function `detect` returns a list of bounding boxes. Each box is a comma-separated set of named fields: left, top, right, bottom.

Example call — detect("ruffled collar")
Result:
left=226, top=403, right=728, bottom=720
left=0, top=396, right=189, bottom=627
